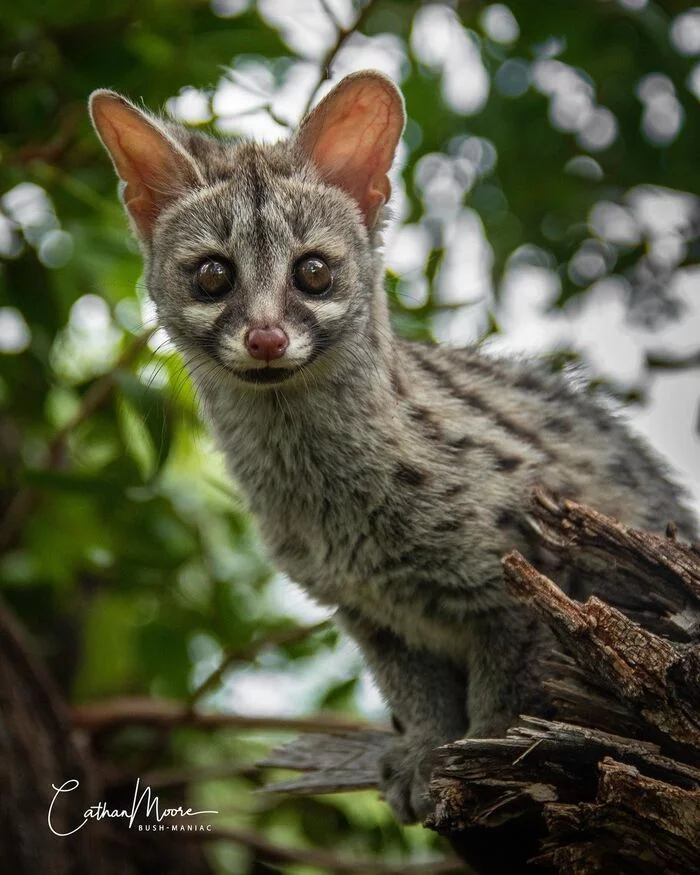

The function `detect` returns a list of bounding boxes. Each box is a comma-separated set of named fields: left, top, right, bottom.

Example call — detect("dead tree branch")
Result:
left=301, top=0, right=378, bottom=117
left=71, top=695, right=371, bottom=735
left=188, top=619, right=330, bottom=706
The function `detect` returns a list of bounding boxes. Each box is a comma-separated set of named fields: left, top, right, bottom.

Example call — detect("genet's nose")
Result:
left=245, top=326, right=289, bottom=362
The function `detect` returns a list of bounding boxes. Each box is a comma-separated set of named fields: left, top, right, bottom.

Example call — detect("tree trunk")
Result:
left=0, top=604, right=213, bottom=874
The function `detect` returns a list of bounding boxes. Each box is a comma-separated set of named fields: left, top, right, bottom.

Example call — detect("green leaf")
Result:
left=114, top=369, right=174, bottom=479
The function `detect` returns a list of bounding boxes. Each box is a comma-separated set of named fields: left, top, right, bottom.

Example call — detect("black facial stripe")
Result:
left=309, top=324, right=345, bottom=363
left=194, top=295, right=247, bottom=360
left=214, top=294, right=246, bottom=331
left=285, top=295, right=319, bottom=331
left=284, top=295, right=346, bottom=365
left=251, top=161, right=266, bottom=215
left=246, top=159, right=276, bottom=267
left=217, top=203, right=234, bottom=244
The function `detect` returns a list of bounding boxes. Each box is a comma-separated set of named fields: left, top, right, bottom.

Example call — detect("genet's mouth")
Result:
left=233, top=367, right=298, bottom=385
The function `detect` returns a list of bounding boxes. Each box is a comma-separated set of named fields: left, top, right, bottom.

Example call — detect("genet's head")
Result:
left=89, top=73, right=405, bottom=388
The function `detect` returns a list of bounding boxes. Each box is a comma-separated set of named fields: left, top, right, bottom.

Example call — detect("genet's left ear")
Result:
left=295, top=71, right=405, bottom=228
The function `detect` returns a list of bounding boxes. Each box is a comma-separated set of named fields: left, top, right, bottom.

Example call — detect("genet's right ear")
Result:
left=89, top=90, right=203, bottom=240
left=295, top=72, right=405, bottom=228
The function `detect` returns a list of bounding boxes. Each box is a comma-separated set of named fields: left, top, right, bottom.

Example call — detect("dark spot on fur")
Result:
left=609, top=454, right=639, bottom=489
left=391, top=713, right=405, bottom=734
left=513, top=372, right=545, bottom=392
left=496, top=509, right=517, bottom=529
left=408, top=404, right=429, bottom=423
left=408, top=404, right=444, bottom=441
left=545, top=416, right=572, bottom=435
left=598, top=417, right=612, bottom=433
left=448, top=435, right=476, bottom=451
left=394, top=462, right=428, bottom=488
left=443, top=483, right=464, bottom=499
left=434, top=518, right=462, bottom=533
left=455, top=388, right=489, bottom=413
left=495, top=455, right=522, bottom=472
left=322, top=493, right=332, bottom=519
left=391, top=369, right=407, bottom=399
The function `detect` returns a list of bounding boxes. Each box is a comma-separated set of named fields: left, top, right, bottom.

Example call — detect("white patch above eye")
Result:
left=182, top=302, right=224, bottom=331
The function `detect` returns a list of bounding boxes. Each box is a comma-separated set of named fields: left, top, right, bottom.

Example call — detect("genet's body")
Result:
left=90, top=73, right=696, bottom=822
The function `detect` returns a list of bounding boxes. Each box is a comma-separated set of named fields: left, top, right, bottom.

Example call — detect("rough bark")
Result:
left=262, top=491, right=700, bottom=874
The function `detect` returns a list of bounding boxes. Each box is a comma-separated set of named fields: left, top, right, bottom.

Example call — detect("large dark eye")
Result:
left=195, top=259, right=233, bottom=301
left=293, top=255, right=332, bottom=296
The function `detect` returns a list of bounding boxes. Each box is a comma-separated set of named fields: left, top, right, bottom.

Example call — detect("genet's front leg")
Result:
left=464, top=603, right=554, bottom=738
left=339, top=609, right=468, bottom=823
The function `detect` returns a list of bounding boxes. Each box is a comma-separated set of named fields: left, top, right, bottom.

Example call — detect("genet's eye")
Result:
left=293, top=255, right=332, bottom=296
left=195, top=259, right=233, bottom=300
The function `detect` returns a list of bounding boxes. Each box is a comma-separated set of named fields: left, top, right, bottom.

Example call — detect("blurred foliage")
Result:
left=1, top=0, right=699, bottom=871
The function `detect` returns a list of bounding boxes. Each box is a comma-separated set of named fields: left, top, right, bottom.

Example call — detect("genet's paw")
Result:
left=378, top=736, right=434, bottom=825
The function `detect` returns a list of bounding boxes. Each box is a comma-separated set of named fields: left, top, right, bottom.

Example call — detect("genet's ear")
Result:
left=89, top=90, right=203, bottom=240
left=295, top=72, right=405, bottom=228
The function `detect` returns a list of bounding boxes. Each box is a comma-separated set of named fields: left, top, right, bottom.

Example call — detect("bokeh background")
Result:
left=1, top=0, right=699, bottom=872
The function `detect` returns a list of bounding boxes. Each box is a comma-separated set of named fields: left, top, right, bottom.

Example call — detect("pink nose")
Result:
left=245, top=326, right=289, bottom=362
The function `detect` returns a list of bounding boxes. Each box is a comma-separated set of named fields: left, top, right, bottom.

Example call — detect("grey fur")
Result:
left=90, top=74, right=697, bottom=824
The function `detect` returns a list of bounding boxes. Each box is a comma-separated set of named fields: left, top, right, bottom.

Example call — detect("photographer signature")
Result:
left=48, top=779, right=219, bottom=836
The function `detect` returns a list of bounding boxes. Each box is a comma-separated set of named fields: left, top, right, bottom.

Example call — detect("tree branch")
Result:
left=188, top=619, right=330, bottom=706
left=71, top=696, right=371, bottom=735
left=301, top=0, right=379, bottom=118
left=645, top=348, right=700, bottom=371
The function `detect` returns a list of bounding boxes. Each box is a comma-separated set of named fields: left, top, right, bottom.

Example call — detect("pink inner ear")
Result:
left=314, top=102, right=390, bottom=213
left=298, top=76, right=404, bottom=226
left=99, top=116, right=160, bottom=226
left=91, top=93, right=200, bottom=239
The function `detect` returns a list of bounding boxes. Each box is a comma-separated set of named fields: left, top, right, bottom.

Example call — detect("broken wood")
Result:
left=261, top=492, right=700, bottom=874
